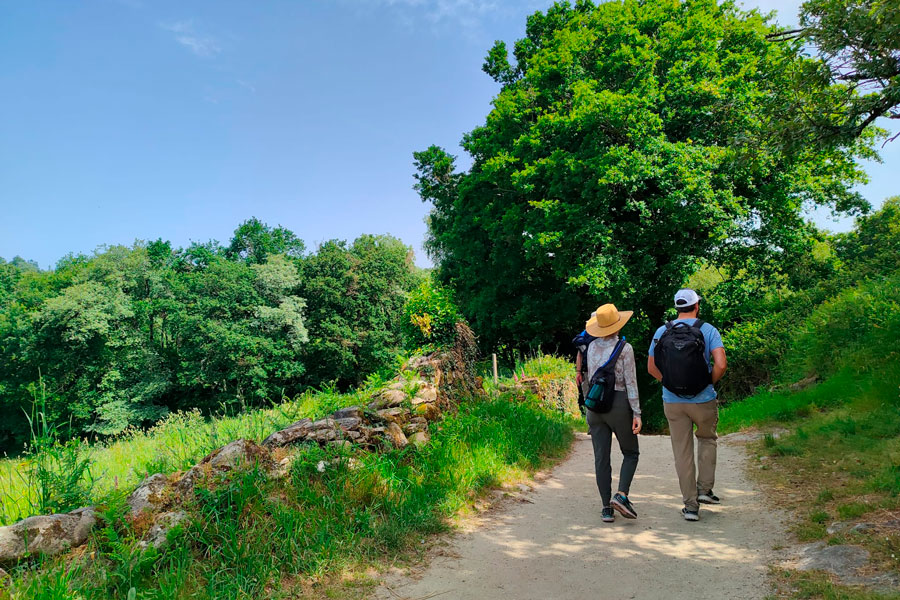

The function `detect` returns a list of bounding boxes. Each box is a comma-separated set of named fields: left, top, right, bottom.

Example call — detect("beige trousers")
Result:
left=664, top=400, right=718, bottom=512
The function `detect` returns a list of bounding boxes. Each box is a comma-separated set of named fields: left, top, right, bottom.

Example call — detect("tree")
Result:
left=415, top=0, right=872, bottom=349
left=770, top=0, right=900, bottom=145
left=226, top=218, right=306, bottom=264
left=298, top=235, right=420, bottom=388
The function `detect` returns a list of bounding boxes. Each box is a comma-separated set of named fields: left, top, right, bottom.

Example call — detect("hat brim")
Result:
left=585, top=310, right=633, bottom=337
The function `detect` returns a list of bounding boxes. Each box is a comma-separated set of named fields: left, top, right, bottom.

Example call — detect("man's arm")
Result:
left=711, top=347, right=727, bottom=384
left=575, top=351, right=583, bottom=385
left=647, top=355, right=663, bottom=382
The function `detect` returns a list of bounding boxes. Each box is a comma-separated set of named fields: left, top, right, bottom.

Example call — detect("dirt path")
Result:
left=377, top=432, right=782, bottom=600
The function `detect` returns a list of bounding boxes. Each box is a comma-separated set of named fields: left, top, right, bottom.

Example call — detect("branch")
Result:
left=766, top=28, right=807, bottom=41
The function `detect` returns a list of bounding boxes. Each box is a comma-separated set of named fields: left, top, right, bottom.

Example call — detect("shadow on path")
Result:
left=377, top=434, right=780, bottom=600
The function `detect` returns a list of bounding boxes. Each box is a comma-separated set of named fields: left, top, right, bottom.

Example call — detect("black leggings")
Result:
left=585, top=391, right=640, bottom=506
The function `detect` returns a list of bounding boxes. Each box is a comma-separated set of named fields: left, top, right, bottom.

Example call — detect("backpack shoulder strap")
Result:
left=664, top=321, right=674, bottom=330
left=602, top=337, right=627, bottom=367
left=694, top=319, right=706, bottom=330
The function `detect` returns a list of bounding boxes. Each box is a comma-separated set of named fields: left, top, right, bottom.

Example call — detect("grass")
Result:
left=0, top=394, right=574, bottom=599
left=717, top=273, right=900, bottom=597
left=0, top=383, right=388, bottom=527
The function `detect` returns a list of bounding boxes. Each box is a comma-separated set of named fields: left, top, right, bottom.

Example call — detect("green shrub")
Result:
left=401, top=280, right=460, bottom=352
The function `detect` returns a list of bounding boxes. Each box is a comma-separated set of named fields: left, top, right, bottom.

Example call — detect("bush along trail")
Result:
left=0, top=328, right=575, bottom=599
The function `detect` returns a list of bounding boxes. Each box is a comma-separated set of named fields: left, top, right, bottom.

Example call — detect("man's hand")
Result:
left=632, top=416, right=642, bottom=435
left=575, top=372, right=583, bottom=386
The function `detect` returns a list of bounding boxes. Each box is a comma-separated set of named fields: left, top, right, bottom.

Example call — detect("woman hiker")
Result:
left=574, top=303, right=642, bottom=523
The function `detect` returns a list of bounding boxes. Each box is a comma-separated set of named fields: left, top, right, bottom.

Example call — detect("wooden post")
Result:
left=492, top=353, right=499, bottom=384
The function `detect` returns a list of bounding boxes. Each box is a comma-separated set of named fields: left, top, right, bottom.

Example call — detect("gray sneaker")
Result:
left=682, top=507, right=700, bottom=521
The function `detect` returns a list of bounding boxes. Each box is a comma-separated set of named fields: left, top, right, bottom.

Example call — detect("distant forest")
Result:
left=0, top=219, right=423, bottom=452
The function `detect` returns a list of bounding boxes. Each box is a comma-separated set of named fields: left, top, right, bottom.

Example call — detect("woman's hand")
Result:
left=632, top=416, right=642, bottom=435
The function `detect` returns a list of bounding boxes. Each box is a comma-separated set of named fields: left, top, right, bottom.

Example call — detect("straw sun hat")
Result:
left=585, top=303, right=633, bottom=337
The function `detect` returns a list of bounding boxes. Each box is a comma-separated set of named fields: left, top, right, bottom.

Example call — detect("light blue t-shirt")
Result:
left=648, top=318, right=723, bottom=404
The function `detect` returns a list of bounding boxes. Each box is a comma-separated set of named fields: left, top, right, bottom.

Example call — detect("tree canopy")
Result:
left=0, top=221, right=420, bottom=451
left=415, top=0, right=875, bottom=349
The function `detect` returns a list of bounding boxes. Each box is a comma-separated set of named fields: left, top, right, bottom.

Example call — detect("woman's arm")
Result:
left=622, top=344, right=640, bottom=415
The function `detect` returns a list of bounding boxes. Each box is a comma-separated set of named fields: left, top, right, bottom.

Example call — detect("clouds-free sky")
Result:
left=1, top=0, right=896, bottom=269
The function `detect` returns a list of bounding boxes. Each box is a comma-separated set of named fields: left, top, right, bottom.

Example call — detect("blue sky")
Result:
left=0, top=0, right=896, bottom=269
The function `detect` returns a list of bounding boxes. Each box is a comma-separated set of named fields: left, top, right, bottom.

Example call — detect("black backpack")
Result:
left=655, top=320, right=710, bottom=397
left=584, top=337, right=627, bottom=414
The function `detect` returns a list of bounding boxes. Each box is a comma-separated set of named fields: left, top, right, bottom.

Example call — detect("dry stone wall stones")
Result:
left=370, top=389, right=406, bottom=410
left=333, top=416, right=362, bottom=430
left=127, top=473, right=171, bottom=517
left=0, top=507, right=98, bottom=565
left=411, top=384, right=438, bottom=405
left=139, top=511, right=187, bottom=551
left=262, top=418, right=313, bottom=448
left=409, top=431, right=430, bottom=448
left=384, top=422, right=409, bottom=449
left=403, top=417, right=428, bottom=436
left=415, top=402, right=441, bottom=421
left=332, top=406, right=363, bottom=420
left=375, top=408, right=406, bottom=423
left=176, top=439, right=272, bottom=494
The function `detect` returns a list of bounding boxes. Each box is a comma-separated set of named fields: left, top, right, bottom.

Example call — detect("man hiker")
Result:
left=647, top=289, right=727, bottom=521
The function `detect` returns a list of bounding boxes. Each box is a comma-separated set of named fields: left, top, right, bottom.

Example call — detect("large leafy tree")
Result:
left=298, top=235, right=421, bottom=389
left=415, top=0, right=873, bottom=349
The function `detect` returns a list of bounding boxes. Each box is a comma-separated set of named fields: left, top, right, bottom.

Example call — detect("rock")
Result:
left=789, top=374, right=819, bottom=391
left=0, top=507, right=98, bottom=565
left=139, top=511, right=186, bottom=551
left=333, top=416, right=362, bottom=430
left=411, top=384, right=438, bottom=405
left=851, top=522, right=876, bottom=533
left=384, top=422, right=409, bottom=449
left=262, top=418, right=313, bottom=447
left=403, top=417, right=428, bottom=435
left=176, top=439, right=271, bottom=493
left=207, top=439, right=270, bottom=470
left=376, top=408, right=406, bottom=423
left=311, top=418, right=336, bottom=430
left=271, top=456, right=293, bottom=480
left=794, top=542, right=869, bottom=576
left=370, top=389, right=406, bottom=409
left=409, top=431, right=430, bottom=448
left=415, top=402, right=441, bottom=421
left=827, top=521, right=851, bottom=535
left=306, top=428, right=338, bottom=443
left=127, top=473, right=170, bottom=517
left=332, top=406, right=363, bottom=420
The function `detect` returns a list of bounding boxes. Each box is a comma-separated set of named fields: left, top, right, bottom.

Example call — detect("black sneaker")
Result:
left=601, top=507, right=615, bottom=523
left=698, top=490, right=720, bottom=504
left=611, top=493, right=637, bottom=519
left=682, top=508, right=700, bottom=521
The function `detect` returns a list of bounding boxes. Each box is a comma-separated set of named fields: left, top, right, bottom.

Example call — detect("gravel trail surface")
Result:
left=377, top=432, right=780, bottom=600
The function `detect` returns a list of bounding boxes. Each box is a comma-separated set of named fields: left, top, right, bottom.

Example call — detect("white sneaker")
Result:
left=698, top=490, right=720, bottom=504
left=682, top=507, right=700, bottom=521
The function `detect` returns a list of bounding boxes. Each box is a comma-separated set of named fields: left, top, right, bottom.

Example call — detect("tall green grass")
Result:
left=0, top=384, right=384, bottom=527
left=2, top=395, right=574, bottom=600
left=719, top=272, right=900, bottom=588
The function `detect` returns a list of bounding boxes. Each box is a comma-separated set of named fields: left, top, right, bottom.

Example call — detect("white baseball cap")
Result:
left=674, top=288, right=700, bottom=308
